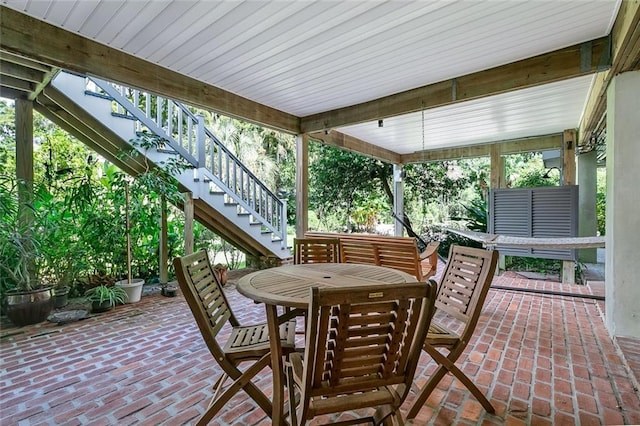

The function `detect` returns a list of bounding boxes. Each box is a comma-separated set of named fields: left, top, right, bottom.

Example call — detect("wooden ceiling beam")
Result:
left=0, top=86, right=27, bottom=100
left=308, top=130, right=402, bottom=164
left=401, top=134, right=562, bottom=164
left=0, top=6, right=300, bottom=134
left=301, top=37, right=610, bottom=133
left=579, top=0, right=640, bottom=142
left=0, top=50, right=53, bottom=73
left=0, top=61, right=46, bottom=83
left=0, top=74, right=33, bottom=92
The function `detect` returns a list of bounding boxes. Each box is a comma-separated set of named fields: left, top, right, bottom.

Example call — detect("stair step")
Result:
left=84, top=90, right=113, bottom=101
left=237, top=212, right=251, bottom=216
left=210, top=191, right=225, bottom=195
left=111, top=112, right=136, bottom=121
left=249, top=222, right=262, bottom=227
left=157, top=148, right=176, bottom=154
left=224, top=202, right=239, bottom=207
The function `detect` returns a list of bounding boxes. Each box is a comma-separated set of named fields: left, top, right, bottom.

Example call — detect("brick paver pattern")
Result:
left=1, top=271, right=639, bottom=425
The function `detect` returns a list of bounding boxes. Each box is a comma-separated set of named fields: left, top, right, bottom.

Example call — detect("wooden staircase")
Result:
left=33, top=70, right=291, bottom=260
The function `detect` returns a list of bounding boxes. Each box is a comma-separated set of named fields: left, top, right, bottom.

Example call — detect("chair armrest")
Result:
left=420, top=242, right=440, bottom=279
left=419, top=241, right=440, bottom=261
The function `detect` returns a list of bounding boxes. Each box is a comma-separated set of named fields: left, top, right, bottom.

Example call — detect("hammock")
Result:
left=446, top=229, right=605, bottom=249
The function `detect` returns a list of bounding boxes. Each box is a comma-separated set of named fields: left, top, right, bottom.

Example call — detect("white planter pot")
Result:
left=115, top=278, right=145, bottom=303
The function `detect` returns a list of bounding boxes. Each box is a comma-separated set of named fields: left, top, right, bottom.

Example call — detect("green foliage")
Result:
left=0, top=176, right=41, bottom=292
left=596, top=168, right=606, bottom=235
left=506, top=152, right=559, bottom=188
left=505, top=256, right=561, bottom=275
left=84, top=284, right=128, bottom=306
left=0, top=99, right=279, bottom=297
left=452, top=198, right=488, bottom=232
left=309, top=143, right=392, bottom=230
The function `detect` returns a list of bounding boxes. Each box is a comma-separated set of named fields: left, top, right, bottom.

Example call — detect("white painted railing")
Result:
left=84, top=76, right=287, bottom=245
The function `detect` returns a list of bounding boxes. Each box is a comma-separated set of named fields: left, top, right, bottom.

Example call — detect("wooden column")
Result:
left=490, top=144, right=505, bottom=270
left=295, top=134, right=309, bottom=238
left=489, top=144, right=504, bottom=189
left=15, top=99, right=35, bottom=279
left=562, top=129, right=576, bottom=185
left=184, top=192, right=194, bottom=255
left=15, top=99, right=34, bottom=224
left=159, top=196, right=168, bottom=284
left=562, top=129, right=577, bottom=284
left=393, top=164, right=404, bottom=237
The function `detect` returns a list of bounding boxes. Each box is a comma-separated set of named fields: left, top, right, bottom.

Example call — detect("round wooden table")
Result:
left=237, top=263, right=417, bottom=308
left=237, top=263, right=418, bottom=425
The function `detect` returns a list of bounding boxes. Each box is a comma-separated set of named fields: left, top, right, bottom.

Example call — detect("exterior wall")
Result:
left=605, top=70, right=640, bottom=337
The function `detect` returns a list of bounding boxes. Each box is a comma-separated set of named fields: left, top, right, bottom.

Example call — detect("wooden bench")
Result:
left=304, top=231, right=439, bottom=281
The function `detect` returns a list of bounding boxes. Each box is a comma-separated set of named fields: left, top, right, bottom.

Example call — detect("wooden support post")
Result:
left=295, top=134, right=309, bottom=238
left=490, top=144, right=506, bottom=271
left=15, top=99, right=35, bottom=277
left=393, top=164, right=404, bottom=237
left=159, top=196, right=168, bottom=284
left=563, top=129, right=576, bottom=185
left=562, top=128, right=577, bottom=283
left=184, top=192, right=194, bottom=255
left=562, top=261, right=576, bottom=285
left=15, top=99, right=33, bottom=224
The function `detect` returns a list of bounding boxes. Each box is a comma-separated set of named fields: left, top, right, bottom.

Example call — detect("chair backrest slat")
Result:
left=174, top=250, right=235, bottom=359
left=303, top=282, right=436, bottom=399
left=294, top=238, right=339, bottom=264
left=435, top=245, right=498, bottom=333
left=339, top=241, right=379, bottom=265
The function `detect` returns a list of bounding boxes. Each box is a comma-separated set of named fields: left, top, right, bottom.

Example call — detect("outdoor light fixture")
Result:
left=378, top=119, right=383, bottom=128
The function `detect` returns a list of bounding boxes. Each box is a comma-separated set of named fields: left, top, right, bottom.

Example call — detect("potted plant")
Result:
left=113, top=176, right=145, bottom=303
left=113, top=132, right=191, bottom=302
left=85, top=284, right=128, bottom=313
left=0, top=177, right=53, bottom=326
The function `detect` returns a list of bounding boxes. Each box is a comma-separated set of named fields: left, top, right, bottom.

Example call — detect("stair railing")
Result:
left=84, top=75, right=286, bottom=246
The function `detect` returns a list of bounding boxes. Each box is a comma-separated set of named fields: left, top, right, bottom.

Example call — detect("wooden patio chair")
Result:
left=173, top=250, right=297, bottom=426
left=339, top=240, right=378, bottom=265
left=286, top=281, right=437, bottom=425
left=294, top=237, right=340, bottom=264
left=406, top=245, right=499, bottom=419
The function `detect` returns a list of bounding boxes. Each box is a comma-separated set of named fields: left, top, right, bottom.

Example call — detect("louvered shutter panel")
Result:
left=489, top=186, right=577, bottom=260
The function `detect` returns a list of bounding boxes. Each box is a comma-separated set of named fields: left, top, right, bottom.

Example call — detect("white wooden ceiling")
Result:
left=1, top=0, right=621, bottom=155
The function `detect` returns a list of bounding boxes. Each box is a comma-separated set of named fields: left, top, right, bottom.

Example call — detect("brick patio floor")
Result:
left=1, top=270, right=639, bottom=425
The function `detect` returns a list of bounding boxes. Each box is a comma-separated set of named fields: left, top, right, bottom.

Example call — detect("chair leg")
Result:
left=374, top=405, right=403, bottom=426
left=407, top=346, right=494, bottom=420
left=437, top=355, right=495, bottom=414
left=196, top=354, right=273, bottom=426
left=286, top=364, right=298, bottom=426
left=406, top=364, right=449, bottom=420
left=210, top=373, right=229, bottom=406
